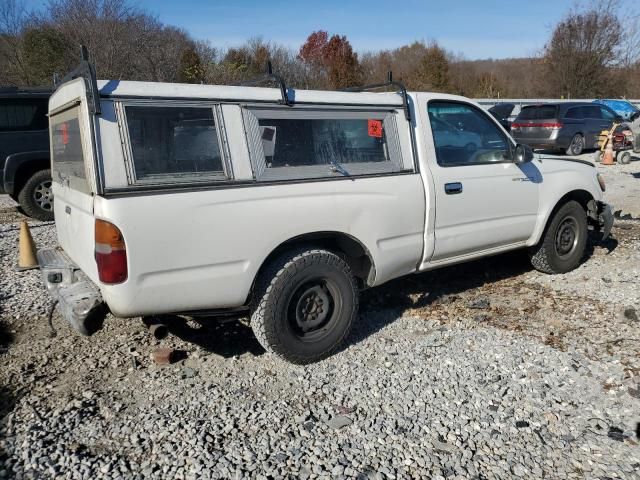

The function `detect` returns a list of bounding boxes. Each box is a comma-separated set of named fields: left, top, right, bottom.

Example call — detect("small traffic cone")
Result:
left=16, top=221, right=38, bottom=271
left=602, top=134, right=615, bottom=165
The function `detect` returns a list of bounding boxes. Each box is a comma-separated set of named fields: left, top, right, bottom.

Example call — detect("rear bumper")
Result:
left=0, top=169, right=5, bottom=194
left=37, top=248, right=106, bottom=335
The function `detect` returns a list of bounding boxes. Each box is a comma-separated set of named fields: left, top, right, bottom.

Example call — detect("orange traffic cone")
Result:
left=17, top=221, right=38, bottom=271
left=602, top=134, right=615, bottom=165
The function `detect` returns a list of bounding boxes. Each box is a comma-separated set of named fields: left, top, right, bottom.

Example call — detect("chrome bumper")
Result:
left=37, top=248, right=105, bottom=335
left=598, top=202, right=614, bottom=240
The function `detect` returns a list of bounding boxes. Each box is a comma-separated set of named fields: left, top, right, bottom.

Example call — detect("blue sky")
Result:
left=27, top=0, right=576, bottom=59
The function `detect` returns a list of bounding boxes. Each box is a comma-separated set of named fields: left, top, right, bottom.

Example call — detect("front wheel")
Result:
left=529, top=200, right=588, bottom=274
left=251, top=248, right=358, bottom=364
left=17, top=169, right=54, bottom=221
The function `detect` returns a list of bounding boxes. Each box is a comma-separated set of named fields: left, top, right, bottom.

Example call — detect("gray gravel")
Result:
left=1, top=185, right=640, bottom=479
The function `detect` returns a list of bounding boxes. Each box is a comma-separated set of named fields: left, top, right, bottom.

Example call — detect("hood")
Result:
left=535, top=153, right=595, bottom=168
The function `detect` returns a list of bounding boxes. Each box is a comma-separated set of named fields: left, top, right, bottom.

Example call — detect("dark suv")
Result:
left=511, top=102, right=622, bottom=156
left=0, top=87, right=53, bottom=220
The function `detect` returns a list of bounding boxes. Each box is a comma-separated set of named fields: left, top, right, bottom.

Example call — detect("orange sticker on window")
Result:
left=61, top=123, right=69, bottom=145
left=368, top=119, right=383, bottom=138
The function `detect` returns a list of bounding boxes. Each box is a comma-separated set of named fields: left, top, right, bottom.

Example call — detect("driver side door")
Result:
left=424, top=100, right=540, bottom=262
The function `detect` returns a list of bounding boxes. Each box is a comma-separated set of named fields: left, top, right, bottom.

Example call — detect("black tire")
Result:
left=17, top=169, right=54, bottom=221
left=250, top=248, right=358, bottom=364
left=618, top=151, right=631, bottom=164
left=565, top=134, right=585, bottom=156
left=529, top=200, right=588, bottom=274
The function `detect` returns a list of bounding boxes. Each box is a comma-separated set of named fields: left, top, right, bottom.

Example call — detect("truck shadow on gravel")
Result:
left=348, top=232, right=618, bottom=348
left=153, top=315, right=265, bottom=358
left=350, top=250, right=535, bottom=343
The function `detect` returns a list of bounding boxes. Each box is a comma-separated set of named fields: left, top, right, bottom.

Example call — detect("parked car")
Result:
left=511, top=102, right=623, bottom=155
left=593, top=99, right=640, bottom=122
left=593, top=99, right=640, bottom=153
left=488, top=102, right=515, bottom=131
left=37, top=59, right=613, bottom=364
left=0, top=87, right=54, bottom=220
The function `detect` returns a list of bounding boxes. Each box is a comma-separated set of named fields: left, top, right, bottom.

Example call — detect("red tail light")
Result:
left=95, top=219, right=127, bottom=284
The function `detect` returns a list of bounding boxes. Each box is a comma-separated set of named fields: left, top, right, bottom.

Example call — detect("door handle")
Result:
left=444, top=182, right=463, bottom=195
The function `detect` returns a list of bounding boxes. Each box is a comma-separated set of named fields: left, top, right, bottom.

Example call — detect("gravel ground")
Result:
left=1, top=160, right=639, bottom=479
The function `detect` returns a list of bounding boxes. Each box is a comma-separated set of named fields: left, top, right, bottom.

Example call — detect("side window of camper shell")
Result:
left=122, top=104, right=229, bottom=184
left=242, top=107, right=406, bottom=181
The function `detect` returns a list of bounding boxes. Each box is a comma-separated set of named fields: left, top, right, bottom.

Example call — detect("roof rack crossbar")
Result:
left=55, top=45, right=101, bottom=115
left=238, top=61, right=291, bottom=106
left=343, top=72, right=411, bottom=121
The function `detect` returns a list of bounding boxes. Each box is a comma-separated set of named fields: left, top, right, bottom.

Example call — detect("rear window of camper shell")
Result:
left=50, top=105, right=90, bottom=193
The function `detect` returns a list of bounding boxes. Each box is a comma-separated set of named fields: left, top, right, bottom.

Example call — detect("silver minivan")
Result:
left=511, top=102, right=622, bottom=155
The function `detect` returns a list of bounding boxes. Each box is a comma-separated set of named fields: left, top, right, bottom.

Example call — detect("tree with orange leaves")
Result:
left=298, top=30, right=362, bottom=90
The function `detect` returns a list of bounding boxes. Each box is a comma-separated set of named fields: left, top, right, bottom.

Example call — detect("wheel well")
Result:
left=13, top=161, right=49, bottom=196
left=251, top=232, right=375, bottom=299
left=552, top=190, right=597, bottom=223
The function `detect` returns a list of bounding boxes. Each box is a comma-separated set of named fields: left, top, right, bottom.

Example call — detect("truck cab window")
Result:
left=428, top=101, right=511, bottom=166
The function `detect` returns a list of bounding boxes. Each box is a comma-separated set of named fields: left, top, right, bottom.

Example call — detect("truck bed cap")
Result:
left=96, top=80, right=406, bottom=107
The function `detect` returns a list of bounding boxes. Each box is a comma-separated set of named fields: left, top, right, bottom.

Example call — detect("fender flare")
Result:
left=247, top=230, right=377, bottom=305
left=530, top=189, right=597, bottom=245
left=2, top=151, right=50, bottom=195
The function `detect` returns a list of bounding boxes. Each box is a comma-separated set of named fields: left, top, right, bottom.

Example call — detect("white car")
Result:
left=38, top=54, right=613, bottom=364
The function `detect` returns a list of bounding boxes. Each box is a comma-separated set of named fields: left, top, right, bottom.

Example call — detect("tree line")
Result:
left=1, top=0, right=639, bottom=98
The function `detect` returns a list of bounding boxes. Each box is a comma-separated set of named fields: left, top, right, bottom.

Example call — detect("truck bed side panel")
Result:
left=95, top=174, right=425, bottom=317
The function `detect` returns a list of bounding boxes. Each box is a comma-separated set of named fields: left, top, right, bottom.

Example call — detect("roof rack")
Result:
left=239, top=61, right=291, bottom=106
left=343, top=72, right=411, bottom=121
left=55, top=45, right=101, bottom=115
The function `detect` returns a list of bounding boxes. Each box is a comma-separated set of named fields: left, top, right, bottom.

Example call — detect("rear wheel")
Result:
left=17, top=169, right=54, bottom=221
left=565, top=134, right=585, bottom=156
left=529, top=200, right=588, bottom=274
left=250, top=248, right=358, bottom=364
left=618, top=151, right=631, bottom=164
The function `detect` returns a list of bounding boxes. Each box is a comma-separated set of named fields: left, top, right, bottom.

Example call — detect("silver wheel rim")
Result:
left=33, top=180, right=54, bottom=211
left=570, top=136, right=584, bottom=155
left=554, top=216, right=579, bottom=259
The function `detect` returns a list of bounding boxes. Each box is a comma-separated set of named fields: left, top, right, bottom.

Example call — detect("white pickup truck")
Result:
left=38, top=57, right=613, bottom=364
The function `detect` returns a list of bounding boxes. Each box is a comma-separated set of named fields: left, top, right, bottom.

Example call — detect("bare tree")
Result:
left=0, top=0, right=32, bottom=84
left=544, top=5, right=623, bottom=98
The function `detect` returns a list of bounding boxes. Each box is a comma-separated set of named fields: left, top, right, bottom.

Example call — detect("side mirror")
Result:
left=514, top=144, right=534, bottom=164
